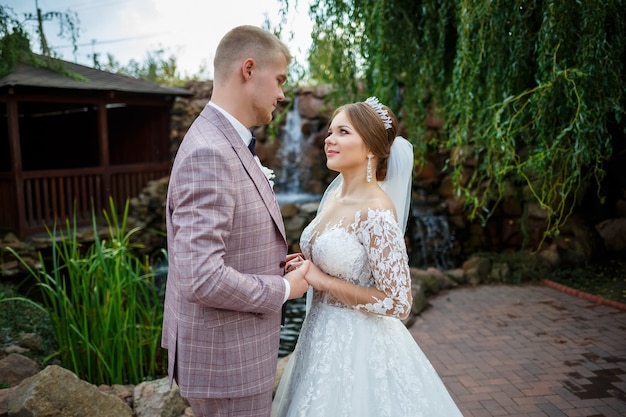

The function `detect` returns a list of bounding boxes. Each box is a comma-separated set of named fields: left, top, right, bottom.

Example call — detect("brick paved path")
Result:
left=409, top=284, right=626, bottom=417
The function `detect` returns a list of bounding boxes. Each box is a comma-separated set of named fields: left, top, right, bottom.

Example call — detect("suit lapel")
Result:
left=202, top=106, right=287, bottom=241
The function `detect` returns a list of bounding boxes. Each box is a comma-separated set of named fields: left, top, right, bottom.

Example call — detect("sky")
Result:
left=4, top=0, right=313, bottom=77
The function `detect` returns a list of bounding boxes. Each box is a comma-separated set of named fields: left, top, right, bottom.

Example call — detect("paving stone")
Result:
left=409, top=284, right=626, bottom=416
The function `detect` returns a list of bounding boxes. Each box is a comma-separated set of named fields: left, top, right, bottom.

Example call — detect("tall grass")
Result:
left=7, top=198, right=165, bottom=385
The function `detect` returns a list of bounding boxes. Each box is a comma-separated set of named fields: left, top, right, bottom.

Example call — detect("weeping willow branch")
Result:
left=282, top=0, right=626, bottom=248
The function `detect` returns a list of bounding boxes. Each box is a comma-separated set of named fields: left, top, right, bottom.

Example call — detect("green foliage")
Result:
left=290, top=0, right=626, bottom=245
left=551, top=260, right=626, bottom=303
left=6, top=198, right=165, bottom=385
left=447, top=0, right=624, bottom=244
left=302, top=0, right=455, bottom=151
left=0, top=6, right=32, bottom=75
left=24, top=8, right=80, bottom=57
left=255, top=1, right=309, bottom=88
left=0, top=4, right=83, bottom=79
left=98, top=49, right=211, bottom=86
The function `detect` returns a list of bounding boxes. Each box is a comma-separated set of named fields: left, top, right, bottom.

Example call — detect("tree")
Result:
left=0, top=4, right=204, bottom=85
left=288, top=0, right=626, bottom=245
left=0, top=3, right=81, bottom=78
left=0, top=6, right=30, bottom=76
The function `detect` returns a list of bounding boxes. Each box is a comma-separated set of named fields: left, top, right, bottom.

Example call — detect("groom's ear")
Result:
left=241, top=58, right=254, bottom=80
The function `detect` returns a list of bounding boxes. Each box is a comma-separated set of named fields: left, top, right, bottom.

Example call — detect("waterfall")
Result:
left=276, top=96, right=303, bottom=194
left=408, top=207, right=454, bottom=270
left=275, top=96, right=320, bottom=204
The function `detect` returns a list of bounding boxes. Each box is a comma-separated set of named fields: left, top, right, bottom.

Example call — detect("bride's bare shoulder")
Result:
left=367, top=188, right=395, bottom=212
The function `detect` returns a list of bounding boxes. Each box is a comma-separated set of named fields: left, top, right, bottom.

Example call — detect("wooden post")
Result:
left=6, top=93, right=26, bottom=238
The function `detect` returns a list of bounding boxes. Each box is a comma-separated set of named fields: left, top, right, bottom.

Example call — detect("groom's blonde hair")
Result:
left=214, top=25, right=292, bottom=83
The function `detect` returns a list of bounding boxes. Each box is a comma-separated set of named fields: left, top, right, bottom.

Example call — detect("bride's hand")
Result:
left=304, top=262, right=332, bottom=292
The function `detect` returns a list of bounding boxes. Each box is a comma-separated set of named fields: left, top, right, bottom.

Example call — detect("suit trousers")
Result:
left=187, top=391, right=273, bottom=417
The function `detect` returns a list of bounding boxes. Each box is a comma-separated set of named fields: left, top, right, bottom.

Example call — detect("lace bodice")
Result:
left=300, top=208, right=411, bottom=318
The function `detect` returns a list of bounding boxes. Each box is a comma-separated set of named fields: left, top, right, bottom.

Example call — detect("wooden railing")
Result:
left=0, top=164, right=170, bottom=239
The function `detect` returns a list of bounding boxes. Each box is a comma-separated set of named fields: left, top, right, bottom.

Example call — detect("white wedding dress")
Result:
left=272, top=206, right=464, bottom=417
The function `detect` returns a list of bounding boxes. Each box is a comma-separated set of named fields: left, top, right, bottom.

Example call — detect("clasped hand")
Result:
left=284, top=253, right=330, bottom=298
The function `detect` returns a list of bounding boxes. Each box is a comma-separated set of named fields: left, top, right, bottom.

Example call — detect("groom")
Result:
left=161, top=25, right=310, bottom=417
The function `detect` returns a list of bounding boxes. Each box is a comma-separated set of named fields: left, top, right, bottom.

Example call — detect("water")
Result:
left=275, top=192, right=320, bottom=205
left=275, top=96, right=306, bottom=195
left=409, top=208, right=454, bottom=270
left=273, top=95, right=321, bottom=205
left=278, top=296, right=307, bottom=357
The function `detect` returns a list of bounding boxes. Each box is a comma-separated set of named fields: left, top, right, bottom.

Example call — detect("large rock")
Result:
left=462, top=255, right=492, bottom=286
left=0, top=386, right=18, bottom=416
left=133, top=377, right=189, bottom=417
left=297, top=86, right=332, bottom=119
left=8, top=365, right=133, bottom=417
left=0, top=354, right=39, bottom=387
left=596, top=217, right=626, bottom=255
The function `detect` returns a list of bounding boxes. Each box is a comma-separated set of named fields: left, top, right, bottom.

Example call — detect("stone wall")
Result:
left=160, top=81, right=626, bottom=268
left=2, top=81, right=625, bottom=276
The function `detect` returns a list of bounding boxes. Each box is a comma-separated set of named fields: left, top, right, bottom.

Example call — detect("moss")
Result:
left=0, top=282, right=58, bottom=368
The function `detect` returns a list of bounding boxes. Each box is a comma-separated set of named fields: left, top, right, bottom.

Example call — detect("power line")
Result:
left=36, top=0, right=133, bottom=14
left=52, top=32, right=169, bottom=50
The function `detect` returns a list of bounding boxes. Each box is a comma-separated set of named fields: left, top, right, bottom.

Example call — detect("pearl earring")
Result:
left=366, top=154, right=373, bottom=182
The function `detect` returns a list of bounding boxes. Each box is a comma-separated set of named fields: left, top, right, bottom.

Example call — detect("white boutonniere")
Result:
left=255, top=156, right=275, bottom=189
left=261, top=165, right=276, bottom=189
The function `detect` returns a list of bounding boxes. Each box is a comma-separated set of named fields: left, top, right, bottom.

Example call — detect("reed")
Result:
left=6, top=197, right=165, bottom=385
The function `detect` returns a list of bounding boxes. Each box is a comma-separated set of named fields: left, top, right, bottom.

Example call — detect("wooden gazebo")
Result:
left=0, top=57, right=191, bottom=240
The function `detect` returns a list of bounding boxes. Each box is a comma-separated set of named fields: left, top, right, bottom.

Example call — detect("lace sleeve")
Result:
left=354, top=209, right=412, bottom=318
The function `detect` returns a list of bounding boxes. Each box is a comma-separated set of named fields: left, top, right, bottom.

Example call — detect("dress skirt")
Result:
left=272, top=301, right=465, bottom=417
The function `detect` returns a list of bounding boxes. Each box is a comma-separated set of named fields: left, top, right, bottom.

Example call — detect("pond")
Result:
left=279, top=296, right=306, bottom=357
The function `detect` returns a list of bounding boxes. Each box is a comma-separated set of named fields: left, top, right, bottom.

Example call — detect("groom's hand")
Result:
left=284, top=260, right=310, bottom=299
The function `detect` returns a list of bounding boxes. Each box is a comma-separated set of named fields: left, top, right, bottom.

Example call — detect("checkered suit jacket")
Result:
left=162, top=104, right=288, bottom=399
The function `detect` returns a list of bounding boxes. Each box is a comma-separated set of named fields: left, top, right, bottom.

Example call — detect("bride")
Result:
left=271, top=97, right=464, bottom=416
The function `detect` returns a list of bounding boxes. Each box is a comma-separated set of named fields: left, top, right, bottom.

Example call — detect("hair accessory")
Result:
left=365, top=97, right=392, bottom=130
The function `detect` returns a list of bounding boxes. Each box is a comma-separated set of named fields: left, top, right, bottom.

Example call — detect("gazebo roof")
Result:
left=0, top=55, right=192, bottom=97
